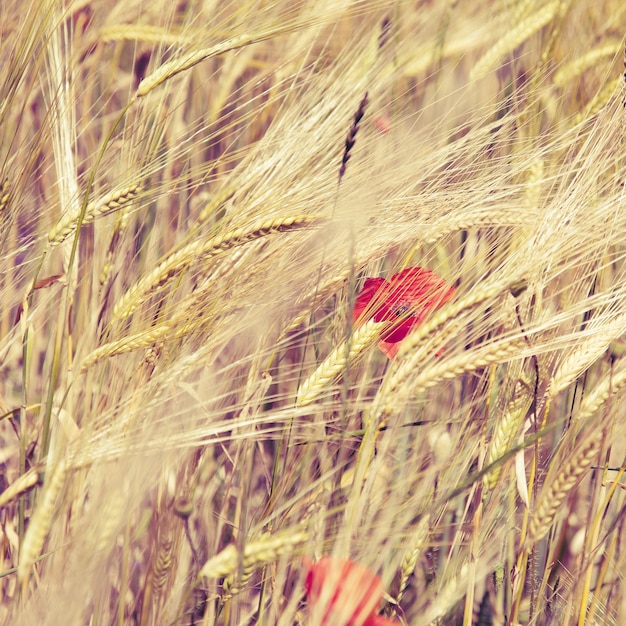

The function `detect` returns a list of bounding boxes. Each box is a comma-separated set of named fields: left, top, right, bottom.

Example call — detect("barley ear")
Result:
left=296, top=320, right=382, bottom=407
left=48, top=184, right=142, bottom=246
left=339, top=92, right=369, bottom=181
left=198, top=528, right=309, bottom=580
left=18, top=457, right=69, bottom=587
left=470, top=1, right=560, bottom=80
left=113, top=215, right=319, bottom=322
left=527, top=431, right=602, bottom=546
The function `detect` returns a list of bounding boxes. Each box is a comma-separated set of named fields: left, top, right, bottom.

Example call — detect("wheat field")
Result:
left=2, top=0, right=626, bottom=624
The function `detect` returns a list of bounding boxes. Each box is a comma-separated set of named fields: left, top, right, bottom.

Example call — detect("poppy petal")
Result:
left=377, top=339, right=401, bottom=359
left=353, top=277, right=388, bottom=324
left=380, top=315, right=421, bottom=344
left=305, top=557, right=384, bottom=626
left=385, top=267, right=454, bottom=318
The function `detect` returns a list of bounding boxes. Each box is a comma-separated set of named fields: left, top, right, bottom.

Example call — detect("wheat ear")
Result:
left=48, top=184, right=142, bottom=246
left=80, top=323, right=171, bottom=371
left=470, top=1, right=560, bottom=80
left=396, top=279, right=518, bottom=361
left=575, top=363, right=626, bottom=423
left=339, top=92, right=368, bottom=181
left=198, top=528, right=309, bottom=580
left=296, top=320, right=382, bottom=407
left=113, top=215, right=319, bottom=322
left=548, top=313, right=626, bottom=399
left=553, top=40, right=621, bottom=87
left=525, top=159, right=544, bottom=211
left=575, top=75, right=622, bottom=124
left=395, top=514, right=431, bottom=609
left=423, top=560, right=472, bottom=624
left=407, top=338, right=527, bottom=397
left=136, top=26, right=295, bottom=98
left=18, top=456, right=69, bottom=586
left=151, top=522, right=176, bottom=603
left=0, top=467, right=41, bottom=509
left=100, top=24, right=194, bottom=45
left=0, top=178, right=10, bottom=213
left=527, top=430, right=602, bottom=546
left=371, top=282, right=522, bottom=421
left=483, top=390, right=532, bottom=491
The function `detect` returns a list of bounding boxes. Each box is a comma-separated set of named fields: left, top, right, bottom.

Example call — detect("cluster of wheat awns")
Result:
left=1, top=1, right=626, bottom=625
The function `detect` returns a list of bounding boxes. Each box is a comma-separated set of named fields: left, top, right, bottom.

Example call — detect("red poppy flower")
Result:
left=353, top=267, right=455, bottom=359
left=304, top=557, right=400, bottom=626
